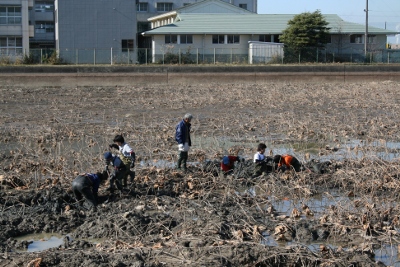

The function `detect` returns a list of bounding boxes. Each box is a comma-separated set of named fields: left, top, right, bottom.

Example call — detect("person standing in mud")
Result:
left=175, top=113, right=193, bottom=171
left=104, top=151, right=127, bottom=193
left=72, top=171, right=108, bottom=209
left=253, top=143, right=272, bottom=177
left=273, top=154, right=302, bottom=172
left=109, top=135, right=136, bottom=188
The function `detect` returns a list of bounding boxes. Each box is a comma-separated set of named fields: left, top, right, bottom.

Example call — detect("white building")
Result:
left=142, top=1, right=398, bottom=63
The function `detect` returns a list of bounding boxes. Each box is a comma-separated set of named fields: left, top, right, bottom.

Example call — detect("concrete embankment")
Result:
left=0, top=65, right=400, bottom=86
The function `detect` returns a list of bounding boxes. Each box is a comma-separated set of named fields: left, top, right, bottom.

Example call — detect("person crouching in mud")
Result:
left=273, top=154, right=302, bottom=172
left=253, top=143, right=273, bottom=177
left=109, top=134, right=136, bottom=188
left=221, top=155, right=241, bottom=176
left=104, top=151, right=127, bottom=194
left=72, top=171, right=108, bottom=210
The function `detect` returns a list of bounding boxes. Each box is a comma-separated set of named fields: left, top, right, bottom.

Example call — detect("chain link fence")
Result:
left=1, top=47, right=400, bottom=65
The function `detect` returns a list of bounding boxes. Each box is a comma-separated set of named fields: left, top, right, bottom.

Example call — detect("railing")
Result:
left=2, top=47, right=400, bottom=65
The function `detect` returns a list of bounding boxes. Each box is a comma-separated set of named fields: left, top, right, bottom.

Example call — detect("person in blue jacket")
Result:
left=104, top=151, right=127, bottom=193
left=175, top=113, right=193, bottom=171
left=72, top=171, right=108, bottom=209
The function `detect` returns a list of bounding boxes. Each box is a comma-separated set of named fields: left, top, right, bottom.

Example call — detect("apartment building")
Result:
left=29, top=0, right=54, bottom=48
left=0, top=0, right=32, bottom=56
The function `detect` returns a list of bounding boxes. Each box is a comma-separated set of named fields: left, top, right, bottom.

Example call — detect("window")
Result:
left=165, top=35, right=177, bottom=44
left=35, top=1, right=54, bottom=12
left=157, top=2, right=173, bottom=12
left=122, top=39, right=134, bottom=52
left=239, top=4, right=247, bottom=10
left=0, top=6, right=22, bottom=25
left=180, top=34, right=193, bottom=44
left=259, top=34, right=280, bottom=43
left=227, top=35, right=240, bottom=44
left=0, top=36, right=23, bottom=55
left=259, top=35, right=272, bottom=42
left=137, top=22, right=151, bottom=33
left=368, top=35, right=376, bottom=44
left=212, top=35, right=224, bottom=44
left=35, top=21, right=54, bottom=33
left=350, top=34, right=363, bottom=44
left=137, top=3, right=148, bottom=12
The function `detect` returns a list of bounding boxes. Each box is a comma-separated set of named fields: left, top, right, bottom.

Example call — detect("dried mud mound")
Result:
left=1, top=81, right=400, bottom=266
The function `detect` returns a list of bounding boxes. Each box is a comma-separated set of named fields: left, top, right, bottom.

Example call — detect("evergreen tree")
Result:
left=280, top=10, right=330, bottom=63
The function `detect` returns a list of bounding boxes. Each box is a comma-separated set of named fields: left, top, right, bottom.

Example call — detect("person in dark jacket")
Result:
left=175, top=113, right=193, bottom=171
left=104, top=151, right=127, bottom=193
left=72, top=171, right=108, bottom=209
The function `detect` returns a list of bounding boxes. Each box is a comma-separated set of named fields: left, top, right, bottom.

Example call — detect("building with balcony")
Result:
left=29, top=0, right=54, bottom=48
left=0, top=0, right=32, bottom=57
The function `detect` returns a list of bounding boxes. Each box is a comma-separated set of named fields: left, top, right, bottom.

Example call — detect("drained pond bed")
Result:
left=1, top=81, right=400, bottom=266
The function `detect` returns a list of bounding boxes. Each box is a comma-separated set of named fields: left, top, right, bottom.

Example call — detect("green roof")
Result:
left=143, top=14, right=398, bottom=35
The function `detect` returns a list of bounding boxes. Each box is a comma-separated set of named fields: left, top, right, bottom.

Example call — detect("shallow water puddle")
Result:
left=14, top=233, right=67, bottom=252
left=14, top=232, right=106, bottom=252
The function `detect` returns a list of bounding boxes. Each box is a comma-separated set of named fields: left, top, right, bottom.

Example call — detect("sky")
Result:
left=258, top=0, right=400, bottom=44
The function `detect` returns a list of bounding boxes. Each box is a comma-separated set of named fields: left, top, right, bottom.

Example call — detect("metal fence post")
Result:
left=111, top=47, right=113, bottom=65
left=388, top=51, right=390, bottom=64
left=316, top=47, right=318, bottom=63
left=179, top=48, right=181, bottom=64
left=214, top=48, right=216, bottom=64
left=94, top=49, right=96, bottom=65
left=76, top=49, right=78, bottom=64
left=40, top=49, right=43, bottom=64
left=196, top=48, right=198, bottom=65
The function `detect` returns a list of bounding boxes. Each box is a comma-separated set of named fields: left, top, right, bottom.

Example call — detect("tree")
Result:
left=280, top=10, right=330, bottom=63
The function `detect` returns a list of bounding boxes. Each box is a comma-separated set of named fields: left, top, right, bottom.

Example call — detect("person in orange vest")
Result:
left=273, top=154, right=302, bottom=172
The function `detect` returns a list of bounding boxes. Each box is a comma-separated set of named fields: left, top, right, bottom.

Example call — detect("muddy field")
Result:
left=1, top=81, right=400, bottom=266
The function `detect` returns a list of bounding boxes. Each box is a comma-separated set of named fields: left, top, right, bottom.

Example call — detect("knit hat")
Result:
left=222, top=156, right=230, bottom=165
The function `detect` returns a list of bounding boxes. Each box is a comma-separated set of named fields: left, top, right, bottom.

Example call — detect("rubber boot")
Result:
left=182, top=151, right=188, bottom=171
left=177, top=151, right=184, bottom=170
left=115, top=178, right=123, bottom=191
left=129, top=170, right=136, bottom=183
left=122, top=174, right=128, bottom=188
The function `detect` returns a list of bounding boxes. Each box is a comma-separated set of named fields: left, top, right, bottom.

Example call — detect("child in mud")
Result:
left=72, top=171, right=108, bottom=210
left=253, top=143, right=273, bottom=177
left=109, top=135, right=136, bottom=188
left=104, top=151, right=127, bottom=193
left=273, top=154, right=302, bottom=172
left=221, top=155, right=241, bottom=175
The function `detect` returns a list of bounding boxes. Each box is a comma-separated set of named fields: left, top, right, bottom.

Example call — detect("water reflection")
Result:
left=14, top=233, right=67, bottom=252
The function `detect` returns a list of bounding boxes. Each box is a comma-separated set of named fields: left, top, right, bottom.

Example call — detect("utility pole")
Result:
left=364, top=0, right=368, bottom=56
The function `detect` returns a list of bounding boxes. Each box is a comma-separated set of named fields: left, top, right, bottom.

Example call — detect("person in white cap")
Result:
left=175, top=113, right=193, bottom=171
